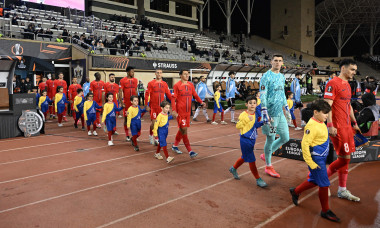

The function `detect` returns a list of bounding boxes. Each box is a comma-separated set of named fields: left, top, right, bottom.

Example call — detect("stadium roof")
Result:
left=315, top=0, right=380, bottom=55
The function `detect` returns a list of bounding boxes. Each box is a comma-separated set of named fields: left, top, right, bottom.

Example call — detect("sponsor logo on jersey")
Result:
left=327, top=86, right=332, bottom=92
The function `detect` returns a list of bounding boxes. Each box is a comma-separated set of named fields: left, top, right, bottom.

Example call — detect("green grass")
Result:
left=206, top=95, right=319, bottom=110
left=300, top=95, right=319, bottom=103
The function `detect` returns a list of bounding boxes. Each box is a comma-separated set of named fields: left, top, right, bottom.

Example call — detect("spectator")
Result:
left=159, top=43, right=168, bottom=51
left=299, top=54, right=303, bottom=62
left=56, top=34, right=64, bottom=43
left=24, top=77, right=33, bottom=93
left=214, top=50, right=220, bottom=62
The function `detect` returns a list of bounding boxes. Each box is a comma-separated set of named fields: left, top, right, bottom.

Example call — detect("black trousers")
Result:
left=138, top=93, right=145, bottom=106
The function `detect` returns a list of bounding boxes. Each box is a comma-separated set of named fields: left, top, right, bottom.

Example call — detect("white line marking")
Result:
left=0, top=126, right=219, bottom=165
left=96, top=158, right=287, bottom=228
left=0, top=132, right=239, bottom=184
left=0, top=148, right=240, bottom=214
left=254, top=163, right=362, bottom=228
left=0, top=139, right=84, bottom=153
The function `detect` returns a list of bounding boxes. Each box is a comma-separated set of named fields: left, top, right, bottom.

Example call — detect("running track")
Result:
left=0, top=109, right=379, bottom=228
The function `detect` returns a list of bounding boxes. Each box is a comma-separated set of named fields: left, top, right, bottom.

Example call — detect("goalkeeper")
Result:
left=259, top=54, right=290, bottom=178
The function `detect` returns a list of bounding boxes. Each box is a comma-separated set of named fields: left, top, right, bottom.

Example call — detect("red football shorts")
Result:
left=177, top=113, right=190, bottom=128
left=330, top=126, right=355, bottom=156
left=150, top=107, right=161, bottom=120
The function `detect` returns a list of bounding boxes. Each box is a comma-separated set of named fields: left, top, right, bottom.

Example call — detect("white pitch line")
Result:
left=96, top=158, right=287, bottom=228
left=0, top=148, right=240, bottom=214
left=254, top=163, right=362, bottom=228
left=0, top=126, right=228, bottom=165
left=0, top=132, right=240, bottom=184
left=0, top=139, right=85, bottom=153
left=0, top=126, right=295, bottom=216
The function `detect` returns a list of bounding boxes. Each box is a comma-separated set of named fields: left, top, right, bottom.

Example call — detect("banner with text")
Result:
left=92, top=56, right=216, bottom=71
left=0, top=39, right=72, bottom=60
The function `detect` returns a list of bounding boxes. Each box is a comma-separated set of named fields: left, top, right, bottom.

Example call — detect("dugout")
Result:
left=206, top=63, right=313, bottom=98
left=0, top=56, right=40, bottom=139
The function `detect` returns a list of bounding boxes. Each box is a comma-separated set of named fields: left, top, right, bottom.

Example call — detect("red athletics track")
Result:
left=0, top=108, right=379, bottom=228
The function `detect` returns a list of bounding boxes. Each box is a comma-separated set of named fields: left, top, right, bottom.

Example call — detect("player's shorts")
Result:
left=307, top=156, right=330, bottom=187
left=123, top=103, right=132, bottom=117
left=177, top=113, right=190, bottom=128
left=227, top=98, right=236, bottom=107
left=240, top=137, right=256, bottom=162
left=158, top=127, right=169, bottom=147
left=214, top=105, right=223, bottom=113
left=150, top=107, right=161, bottom=120
left=330, top=126, right=355, bottom=156
left=130, top=122, right=142, bottom=136
left=75, top=111, right=83, bottom=120
left=290, top=110, right=296, bottom=120
left=262, top=114, right=289, bottom=137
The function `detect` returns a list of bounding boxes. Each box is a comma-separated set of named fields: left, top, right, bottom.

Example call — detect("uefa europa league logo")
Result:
left=15, top=44, right=21, bottom=55
left=11, top=43, right=24, bottom=55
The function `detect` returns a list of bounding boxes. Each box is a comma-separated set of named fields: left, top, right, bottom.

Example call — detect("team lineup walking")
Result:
left=30, top=56, right=372, bottom=224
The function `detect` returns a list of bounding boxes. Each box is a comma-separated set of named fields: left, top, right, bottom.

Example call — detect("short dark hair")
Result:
left=295, top=72, right=302, bottom=76
left=228, top=71, right=235, bottom=76
left=109, top=73, right=115, bottom=77
left=86, top=92, right=94, bottom=99
left=130, top=95, right=138, bottom=101
left=41, top=89, right=47, bottom=95
left=106, top=92, right=113, bottom=99
left=199, top=75, right=205, bottom=80
left=179, top=69, right=188, bottom=75
left=94, top=72, right=101, bottom=78
left=245, top=95, right=257, bottom=103
left=286, top=91, right=293, bottom=99
left=271, top=54, right=283, bottom=60
left=160, top=100, right=170, bottom=108
left=339, top=59, right=357, bottom=69
left=56, top=86, right=63, bottom=93
left=126, top=66, right=134, bottom=72
left=77, top=88, right=83, bottom=94
left=310, top=99, right=331, bottom=114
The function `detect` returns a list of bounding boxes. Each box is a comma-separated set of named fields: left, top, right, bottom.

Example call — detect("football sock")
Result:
left=182, top=134, right=192, bottom=152
left=174, top=131, right=183, bottom=146
left=162, top=146, right=169, bottom=158
left=221, top=112, right=224, bottom=121
left=233, top=157, right=244, bottom=169
left=294, top=180, right=317, bottom=195
left=249, top=162, right=260, bottom=179
left=212, top=113, right=216, bottom=122
left=319, top=187, right=330, bottom=212
left=124, top=125, right=129, bottom=136
left=292, top=119, right=298, bottom=128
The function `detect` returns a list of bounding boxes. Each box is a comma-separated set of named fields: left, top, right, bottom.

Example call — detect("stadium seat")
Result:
left=363, top=121, right=379, bottom=137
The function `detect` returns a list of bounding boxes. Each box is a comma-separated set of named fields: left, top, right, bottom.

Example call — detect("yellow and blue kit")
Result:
left=236, top=111, right=264, bottom=162
left=213, top=90, right=225, bottom=113
left=256, top=98, right=262, bottom=119
left=74, top=95, right=85, bottom=119
left=127, top=106, right=147, bottom=136
left=38, top=95, right=52, bottom=113
left=287, top=99, right=296, bottom=120
left=102, top=102, right=124, bottom=131
left=54, top=93, right=69, bottom=114
left=36, top=93, right=41, bottom=107
left=302, top=118, right=330, bottom=187
left=84, top=100, right=102, bottom=126
left=153, top=113, right=173, bottom=147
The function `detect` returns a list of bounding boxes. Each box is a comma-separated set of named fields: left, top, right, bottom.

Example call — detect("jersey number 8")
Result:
left=344, top=143, right=350, bottom=153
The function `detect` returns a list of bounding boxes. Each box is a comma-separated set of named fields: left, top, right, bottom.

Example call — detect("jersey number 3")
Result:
left=270, top=126, right=276, bottom=134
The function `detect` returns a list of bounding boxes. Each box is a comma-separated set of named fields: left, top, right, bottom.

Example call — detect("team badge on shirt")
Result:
left=305, top=129, right=310, bottom=134
left=261, top=85, right=265, bottom=90
left=327, top=86, right=332, bottom=92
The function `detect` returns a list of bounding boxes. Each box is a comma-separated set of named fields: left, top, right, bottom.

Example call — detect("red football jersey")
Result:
left=104, top=82, right=119, bottom=103
left=38, top=82, right=47, bottom=92
left=172, top=81, right=202, bottom=115
left=90, top=80, right=105, bottom=102
left=324, top=76, right=352, bottom=128
left=46, top=79, right=56, bottom=96
left=68, top=84, right=82, bottom=100
left=145, top=79, right=172, bottom=109
left=55, top=79, right=68, bottom=95
left=119, top=77, right=138, bottom=104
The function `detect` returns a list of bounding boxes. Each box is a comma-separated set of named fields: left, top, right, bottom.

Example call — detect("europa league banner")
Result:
left=92, top=56, right=216, bottom=71
left=0, top=39, right=72, bottom=60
